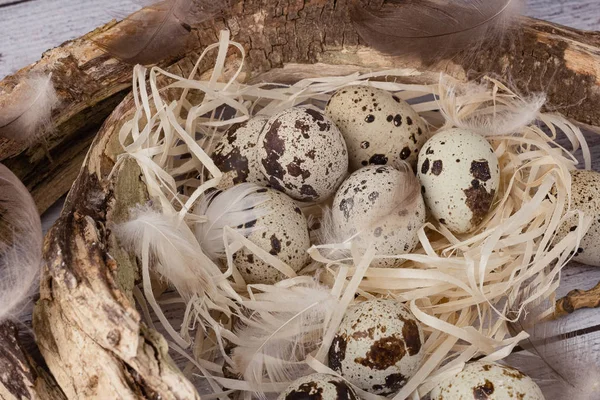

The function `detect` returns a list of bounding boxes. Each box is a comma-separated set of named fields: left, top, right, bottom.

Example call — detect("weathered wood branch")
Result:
left=0, top=321, right=66, bottom=400
left=555, top=280, right=600, bottom=318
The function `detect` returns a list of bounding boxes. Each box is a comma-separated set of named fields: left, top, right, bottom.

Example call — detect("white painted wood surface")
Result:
left=2, top=1, right=600, bottom=398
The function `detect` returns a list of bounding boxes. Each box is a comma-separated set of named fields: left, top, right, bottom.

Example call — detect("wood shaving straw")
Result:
left=114, top=30, right=592, bottom=399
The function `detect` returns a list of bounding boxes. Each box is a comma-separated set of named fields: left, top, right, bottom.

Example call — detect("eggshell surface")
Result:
left=555, top=169, right=600, bottom=266
left=258, top=107, right=348, bottom=202
left=430, top=361, right=545, bottom=400
left=417, top=128, right=500, bottom=234
left=325, top=85, right=428, bottom=171
left=278, top=373, right=358, bottom=400
left=212, top=116, right=268, bottom=189
left=234, top=188, right=310, bottom=284
left=331, top=165, right=426, bottom=268
left=328, top=299, right=425, bottom=395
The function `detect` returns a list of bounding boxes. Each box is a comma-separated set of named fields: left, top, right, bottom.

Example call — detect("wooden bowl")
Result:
left=1, top=2, right=600, bottom=398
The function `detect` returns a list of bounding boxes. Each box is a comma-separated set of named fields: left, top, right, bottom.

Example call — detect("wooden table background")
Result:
left=1, top=1, right=600, bottom=399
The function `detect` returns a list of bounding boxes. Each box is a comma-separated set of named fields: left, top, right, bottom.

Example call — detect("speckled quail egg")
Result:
left=258, top=107, right=348, bottom=202
left=417, top=128, right=500, bottom=234
left=430, top=361, right=545, bottom=400
left=325, top=85, right=428, bottom=171
left=278, top=373, right=358, bottom=400
left=212, top=116, right=269, bottom=189
left=331, top=165, right=425, bottom=268
left=554, top=169, right=600, bottom=267
left=328, top=299, right=425, bottom=395
left=233, top=188, right=311, bottom=284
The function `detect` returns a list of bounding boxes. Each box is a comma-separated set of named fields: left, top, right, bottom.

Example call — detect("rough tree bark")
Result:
left=0, top=1, right=597, bottom=399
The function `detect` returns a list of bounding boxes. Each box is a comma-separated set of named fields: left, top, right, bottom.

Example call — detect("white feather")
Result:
left=510, top=302, right=600, bottom=400
left=316, top=161, right=421, bottom=260
left=0, top=73, right=59, bottom=143
left=438, top=77, right=545, bottom=136
left=195, top=183, right=271, bottom=260
left=115, top=206, right=218, bottom=299
left=0, top=164, right=43, bottom=321
left=232, top=280, right=336, bottom=396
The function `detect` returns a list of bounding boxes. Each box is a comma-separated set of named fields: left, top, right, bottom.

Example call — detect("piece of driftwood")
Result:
left=555, top=280, right=600, bottom=318
left=0, top=321, right=66, bottom=400
left=0, top=1, right=596, bottom=398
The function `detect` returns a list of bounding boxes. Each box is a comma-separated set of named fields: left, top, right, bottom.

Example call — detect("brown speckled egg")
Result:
left=278, top=374, right=358, bottom=400
left=417, top=128, right=500, bottom=234
left=234, top=188, right=310, bottom=284
left=212, top=116, right=269, bottom=189
left=328, top=299, right=425, bottom=395
left=331, top=165, right=425, bottom=268
left=258, top=107, right=348, bottom=202
left=430, top=361, right=545, bottom=400
left=555, top=169, right=600, bottom=266
left=325, top=85, right=428, bottom=171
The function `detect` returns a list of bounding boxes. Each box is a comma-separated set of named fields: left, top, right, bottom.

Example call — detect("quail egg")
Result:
left=233, top=188, right=311, bottom=284
left=328, top=299, right=425, bottom=395
left=430, top=361, right=545, bottom=400
left=555, top=169, right=600, bottom=266
left=212, top=116, right=269, bottom=189
left=417, top=128, right=500, bottom=234
left=258, top=107, right=348, bottom=202
left=278, top=373, right=358, bottom=400
left=325, top=85, right=428, bottom=171
left=330, top=165, right=425, bottom=268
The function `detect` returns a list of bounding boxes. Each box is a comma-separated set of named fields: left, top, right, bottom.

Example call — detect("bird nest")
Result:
left=99, top=31, right=592, bottom=399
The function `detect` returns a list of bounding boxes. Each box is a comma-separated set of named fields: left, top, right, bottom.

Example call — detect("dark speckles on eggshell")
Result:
left=369, top=154, right=389, bottom=165
left=473, top=379, right=495, bottom=400
left=400, top=147, right=411, bottom=160
left=421, top=158, right=430, bottom=174
left=329, top=335, right=347, bottom=372
left=284, top=382, right=324, bottom=400
left=393, top=114, right=402, bottom=127
left=470, top=160, right=492, bottom=182
left=431, top=160, right=443, bottom=176
left=365, top=114, right=376, bottom=123
left=361, top=141, right=370, bottom=149
left=259, top=107, right=348, bottom=202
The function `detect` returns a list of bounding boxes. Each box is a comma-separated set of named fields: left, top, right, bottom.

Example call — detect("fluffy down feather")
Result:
left=0, top=164, right=43, bottom=321
left=116, top=205, right=219, bottom=300
left=231, top=280, right=337, bottom=397
left=351, top=0, right=523, bottom=62
left=0, top=73, right=59, bottom=143
left=195, top=183, right=271, bottom=260
left=95, top=0, right=228, bottom=65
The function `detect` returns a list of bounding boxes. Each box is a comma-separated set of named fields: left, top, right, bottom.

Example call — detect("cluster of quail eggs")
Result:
left=210, top=85, right=504, bottom=283
left=206, top=84, right=600, bottom=399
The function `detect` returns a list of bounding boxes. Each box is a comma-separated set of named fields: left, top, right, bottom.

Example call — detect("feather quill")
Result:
left=351, top=0, right=524, bottom=62
left=0, top=73, right=59, bottom=143
left=195, top=183, right=271, bottom=260
left=231, top=281, right=336, bottom=396
left=116, top=205, right=219, bottom=299
left=96, top=0, right=228, bottom=65
left=0, top=164, right=43, bottom=321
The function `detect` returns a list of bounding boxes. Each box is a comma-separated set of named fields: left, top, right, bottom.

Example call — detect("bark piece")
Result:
left=0, top=321, right=66, bottom=400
